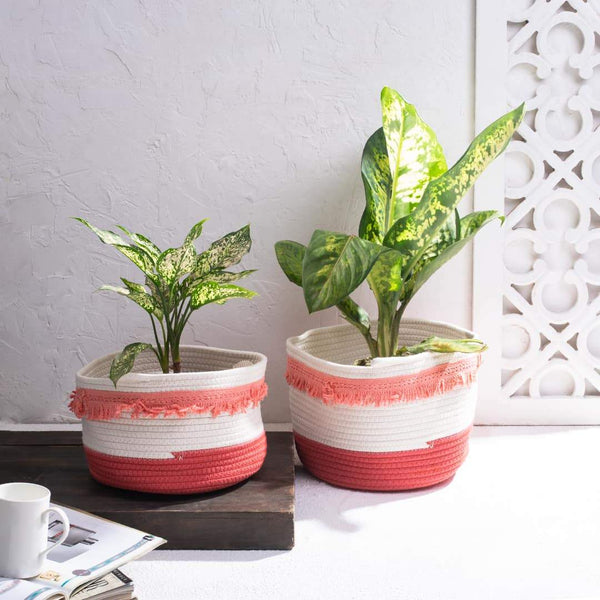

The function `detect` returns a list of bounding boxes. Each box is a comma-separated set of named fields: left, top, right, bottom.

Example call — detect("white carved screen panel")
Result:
left=474, top=0, right=600, bottom=423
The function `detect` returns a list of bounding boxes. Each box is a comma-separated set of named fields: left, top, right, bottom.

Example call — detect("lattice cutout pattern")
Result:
left=502, top=0, right=600, bottom=399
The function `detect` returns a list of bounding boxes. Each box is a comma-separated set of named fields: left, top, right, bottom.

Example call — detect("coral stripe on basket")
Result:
left=70, top=379, right=268, bottom=420
left=84, top=433, right=267, bottom=494
left=294, top=427, right=471, bottom=491
left=286, top=355, right=481, bottom=406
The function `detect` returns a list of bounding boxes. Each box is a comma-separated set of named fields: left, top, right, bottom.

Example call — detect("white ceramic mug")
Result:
left=0, top=482, right=70, bottom=579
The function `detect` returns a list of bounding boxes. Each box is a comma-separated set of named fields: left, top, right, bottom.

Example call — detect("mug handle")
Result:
left=40, top=507, right=70, bottom=556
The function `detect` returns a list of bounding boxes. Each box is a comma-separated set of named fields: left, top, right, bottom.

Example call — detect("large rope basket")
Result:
left=70, top=346, right=268, bottom=494
left=286, top=320, right=482, bottom=491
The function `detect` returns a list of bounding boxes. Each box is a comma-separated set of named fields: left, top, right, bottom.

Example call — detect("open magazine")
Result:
left=0, top=504, right=165, bottom=600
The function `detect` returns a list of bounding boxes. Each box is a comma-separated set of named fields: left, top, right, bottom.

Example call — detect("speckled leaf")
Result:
left=274, top=240, right=306, bottom=287
left=358, top=128, right=392, bottom=243
left=110, top=342, right=153, bottom=387
left=397, top=336, right=487, bottom=356
left=189, top=281, right=256, bottom=309
left=383, top=103, right=524, bottom=272
left=184, top=219, right=208, bottom=246
left=99, top=283, right=162, bottom=319
left=366, top=248, right=405, bottom=307
left=205, top=269, right=256, bottom=284
left=202, top=224, right=252, bottom=270
left=156, top=243, right=196, bottom=284
left=74, top=218, right=126, bottom=246
left=410, top=210, right=502, bottom=298
left=337, top=297, right=371, bottom=334
left=380, top=87, right=447, bottom=221
left=302, top=230, right=384, bottom=313
left=116, top=225, right=161, bottom=261
left=113, top=245, right=155, bottom=277
left=120, top=278, right=147, bottom=294
left=146, top=276, right=175, bottom=312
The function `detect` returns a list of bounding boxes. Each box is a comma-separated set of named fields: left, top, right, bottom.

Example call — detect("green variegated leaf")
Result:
left=337, top=297, right=371, bottom=335
left=74, top=218, right=126, bottom=246
left=116, top=225, right=161, bottom=261
left=302, top=230, right=384, bottom=313
left=189, top=281, right=256, bottom=309
left=202, top=224, right=252, bottom=270
left=383, top=103, right=524, bottom=273
left=205, top=270, right=256, bottom=284
left=145, top=276, right=175, bottom=312
left=358, top=91, right=447, bottom=244
left=157, top=243, right=196, bottom=284
left=380, top=87, right=447, bottom=221
left=397, top=336, right=487, bottom=356
left=120, top=278, right=147, bottom=294
left=110, top=342, right=154, bottom=387
left=184, top=219, right=208, bottom=246
left=358, top=128, right=392, bottom=243
left=113, top=245, right=156, bottom=276
left=410, top=210, right=502, bottom=298
left=367, top=248, right=404, bottom=306
left=99, top=283, right=162, bottom=319
left=274, top=240, right=306, bottom=287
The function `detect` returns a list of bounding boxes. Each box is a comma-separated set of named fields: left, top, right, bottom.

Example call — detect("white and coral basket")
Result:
left=70, top=346, right=268, bottom=494
left=286, top=320, right=482, bottom=491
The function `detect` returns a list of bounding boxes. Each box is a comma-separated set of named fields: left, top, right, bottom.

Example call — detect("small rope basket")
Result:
left=286, top=320, right=481, bottom=491
left=70, top=345, right=268, bottom=494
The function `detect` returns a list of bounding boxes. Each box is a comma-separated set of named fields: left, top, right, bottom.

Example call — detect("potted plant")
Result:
left=70, top=219, right=268, bottom=494
left=276, top=87, right=524, bottom=491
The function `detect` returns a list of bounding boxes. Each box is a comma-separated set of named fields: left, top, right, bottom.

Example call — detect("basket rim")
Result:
left=76, top=344, right=267, bottom=388
left=286, top=319, right=478, bottom=378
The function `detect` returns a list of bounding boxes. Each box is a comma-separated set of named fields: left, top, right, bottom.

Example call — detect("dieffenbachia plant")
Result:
left=275, top=87, right=524, bottom=359
left=76, top=218, right=256, bottom=385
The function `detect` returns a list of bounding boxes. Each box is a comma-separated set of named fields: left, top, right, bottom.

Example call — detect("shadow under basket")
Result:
left=70, top=345, right=268, bottom=494
left=286, top=320, right=482, bottom=491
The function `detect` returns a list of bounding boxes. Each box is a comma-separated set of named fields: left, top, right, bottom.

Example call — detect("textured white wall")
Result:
left=0, top=0, right=475, bottom=423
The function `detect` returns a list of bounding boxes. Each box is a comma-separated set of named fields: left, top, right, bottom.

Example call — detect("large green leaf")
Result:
left=110, top=342, right=154, bottom=387
left=274, top=240, right=306, bottom=287
left=201, top=224, right=252, bottom=271
left=189, top=281, right=256, bottom=309
left=380, top=87, right=447, bottom=221
left=302, top=230, right=383, bottom=313
left=358, top=91, right=447, bottom=244
left=156, top=243, right=196, bottom=284
left=275, top=240, right=372, bottom=337
left=410, top=210, right=502, bottom=297
left=383, top=103, right=524, bottom=273
left=358, top=128, right=392, bottom=243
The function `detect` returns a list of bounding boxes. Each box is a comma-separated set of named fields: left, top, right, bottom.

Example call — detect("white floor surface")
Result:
left=123, top=426, right=600, bottom=600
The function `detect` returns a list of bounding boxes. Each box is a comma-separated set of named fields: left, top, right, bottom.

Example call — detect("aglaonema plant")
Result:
left=275, top=87, right=524, bottom=360
left=76, top=218, right=256, bottom=385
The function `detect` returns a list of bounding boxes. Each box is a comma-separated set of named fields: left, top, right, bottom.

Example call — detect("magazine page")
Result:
left=28, top=504, right=164, bottom=595
left=0, top=578, right=63, bottom=600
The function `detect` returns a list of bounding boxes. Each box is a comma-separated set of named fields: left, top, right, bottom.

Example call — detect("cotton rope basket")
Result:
left=286, top=320, right=482, bottom=491
left=70, top=345, right=268, bottom=494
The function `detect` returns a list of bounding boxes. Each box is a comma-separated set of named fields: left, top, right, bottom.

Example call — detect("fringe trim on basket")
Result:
left=286, top=356, right=480, bottom=406
left=69, top=379, right=268, bottom=420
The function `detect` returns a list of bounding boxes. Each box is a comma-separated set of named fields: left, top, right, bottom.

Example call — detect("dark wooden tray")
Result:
left=0, top=430, right=294, bottom=550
